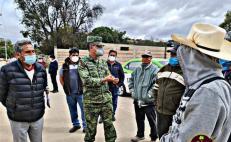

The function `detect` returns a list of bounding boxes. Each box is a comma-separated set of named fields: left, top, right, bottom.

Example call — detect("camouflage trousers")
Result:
left=84, top=102, right=117, bottom=142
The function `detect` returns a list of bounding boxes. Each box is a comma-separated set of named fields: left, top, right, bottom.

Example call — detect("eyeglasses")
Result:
left=25, top=50, right=35, bottom=54
left=142, top=55, right=151, bottom=58
left=93, top=44, right=103, bottom=48
left=109, top=55, right=116, bottom=57
left=71, top=55, right=79, bottom=57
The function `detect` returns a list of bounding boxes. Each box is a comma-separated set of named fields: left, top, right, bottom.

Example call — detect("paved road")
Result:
left=0, top=76, right=159, bottom=142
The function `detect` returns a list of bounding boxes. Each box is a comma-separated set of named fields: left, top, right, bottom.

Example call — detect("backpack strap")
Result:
left=185, top=77, right=225, bottom=98
left=175, top=76, right=226, bottom=124
left=198, top=76, right=226, bottom=88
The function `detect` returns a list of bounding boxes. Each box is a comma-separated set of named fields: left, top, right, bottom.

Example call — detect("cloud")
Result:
left=92, top=0, right=231, bottom=40
left=0, top=0, right=24, bottom=42
left=0, top=0, right=231, bottom=42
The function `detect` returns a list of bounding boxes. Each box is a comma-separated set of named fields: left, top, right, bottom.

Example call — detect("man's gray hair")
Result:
left=14, top=39, right=32, bottom=53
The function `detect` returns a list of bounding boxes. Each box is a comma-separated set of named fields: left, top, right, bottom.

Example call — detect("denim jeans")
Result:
left=109, top=87, right=119, bottom=115
left=66, top=94, right=86, bottom=128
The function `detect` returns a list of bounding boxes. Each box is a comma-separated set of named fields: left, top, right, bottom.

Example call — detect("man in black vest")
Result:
left=59, top=47, right=86, bottom=133
left=0, top=39, right=48, bottom=142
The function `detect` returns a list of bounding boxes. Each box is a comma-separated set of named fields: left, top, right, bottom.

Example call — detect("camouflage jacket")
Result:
left=79, top=55, right=112, bottom=104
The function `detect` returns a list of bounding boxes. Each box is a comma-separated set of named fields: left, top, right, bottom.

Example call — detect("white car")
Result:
left=118, top=73, right=131, bottom=96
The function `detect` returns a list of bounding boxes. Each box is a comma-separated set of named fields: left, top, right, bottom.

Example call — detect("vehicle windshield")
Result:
left=125, top=61, right=142, bottom=71
left=159, top=60, right=168, bottom=66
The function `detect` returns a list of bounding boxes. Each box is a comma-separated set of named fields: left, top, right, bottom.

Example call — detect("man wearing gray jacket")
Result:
left=129, top=50, right=159, bottom=142
left=161, top=23, right=231, bottom=142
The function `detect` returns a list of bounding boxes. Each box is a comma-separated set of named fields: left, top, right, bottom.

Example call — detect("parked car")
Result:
left=118, top=58, right=168, bottom=96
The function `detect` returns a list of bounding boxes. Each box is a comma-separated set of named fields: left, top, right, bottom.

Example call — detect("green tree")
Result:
left=0, top=39, right=14, bottom=58
left=220, top=11, right=231, bottom=32
left=15, top=0, right=104, bottom=53
left=91, top=26, right=127, bottom=43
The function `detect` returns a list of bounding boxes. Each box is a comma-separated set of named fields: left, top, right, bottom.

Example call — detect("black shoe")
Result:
left=53, top=90, right=59, bottom=93
left=131, top=136, right=145, bottom=142
left=83, top=128, right=86, bottom=133
left=112, top=115, right=116, bottom=121
left=69, top=126, right=81, bottom=133
left=99, top=117, right=103, bottom=124
left=50, top=90, right=58, bottom=93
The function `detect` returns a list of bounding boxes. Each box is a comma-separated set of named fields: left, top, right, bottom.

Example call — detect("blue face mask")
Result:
left=24, top=55, right=37, bottom=65
left=169, top=57, right=179, bottom=66
left=219, top=59, right=231, bottom=71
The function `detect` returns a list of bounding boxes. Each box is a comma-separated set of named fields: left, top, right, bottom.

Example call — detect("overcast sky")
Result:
left=0, top=0, right=230, bottom=42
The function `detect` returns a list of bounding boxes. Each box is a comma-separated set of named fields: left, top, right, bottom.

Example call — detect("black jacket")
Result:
left=48, top=60, right=58, bottom=74
left=0, top=60, right=47, bottom=122
left=107, top=61, right=125, bottom=89
left=62, top=57, right=83, bottom=95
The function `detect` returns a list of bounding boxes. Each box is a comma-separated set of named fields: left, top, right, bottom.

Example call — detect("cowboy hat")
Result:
left=171, top=23, right=231, bottom=61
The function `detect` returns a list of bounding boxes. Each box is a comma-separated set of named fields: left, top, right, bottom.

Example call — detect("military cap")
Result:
left=87, top=36, right=104, bottom=46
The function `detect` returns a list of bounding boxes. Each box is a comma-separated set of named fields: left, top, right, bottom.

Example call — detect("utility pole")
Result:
left=4, top=38, right=7, bottom=60
left=0, top=12, right=7, bottom=61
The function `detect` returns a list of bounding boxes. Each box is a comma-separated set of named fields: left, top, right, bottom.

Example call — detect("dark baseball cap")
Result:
left=167, top=45, right=179, bottom=54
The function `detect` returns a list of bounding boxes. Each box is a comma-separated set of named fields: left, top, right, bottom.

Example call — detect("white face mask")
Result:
left=108, top=56, right=116, bottom=62
left=38, top=59, right=43, bottom=62
left=71, top=56, right=79, bottom=63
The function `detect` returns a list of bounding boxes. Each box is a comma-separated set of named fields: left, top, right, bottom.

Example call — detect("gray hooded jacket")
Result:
left=161, top=46, right=231, bottom=142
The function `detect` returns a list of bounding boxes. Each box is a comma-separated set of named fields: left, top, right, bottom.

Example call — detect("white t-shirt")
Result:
left=24, top=69, right=35, bottom=82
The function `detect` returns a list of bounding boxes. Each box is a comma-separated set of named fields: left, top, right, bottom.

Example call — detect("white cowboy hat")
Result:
left=171, top=23, right=231, bottom=61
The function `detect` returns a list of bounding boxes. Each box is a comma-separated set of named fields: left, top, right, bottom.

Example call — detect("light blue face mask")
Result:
left=96, top=48, right=104, bottom=57
left=24, top=55, right=37, bottom=65
left=169, top=57, right=179, bottom=66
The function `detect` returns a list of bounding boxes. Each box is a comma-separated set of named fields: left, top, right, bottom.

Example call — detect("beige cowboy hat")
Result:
left=171, top=23, right=231, bottom=61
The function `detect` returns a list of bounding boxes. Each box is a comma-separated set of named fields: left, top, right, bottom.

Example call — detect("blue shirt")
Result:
left=59, top=64, right=79, bottom=94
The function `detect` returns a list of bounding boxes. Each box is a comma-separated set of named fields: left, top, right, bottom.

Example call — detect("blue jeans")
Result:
left=66, top=94, right=86, bottom=128
left=109, top=87, right=119, bottom=115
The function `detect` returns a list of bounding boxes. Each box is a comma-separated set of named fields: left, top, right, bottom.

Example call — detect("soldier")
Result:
left=78, top=36, right=117, bottom=142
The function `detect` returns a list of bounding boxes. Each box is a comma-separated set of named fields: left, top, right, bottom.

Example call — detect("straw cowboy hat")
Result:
left=171, top=23, right=231, bottom=61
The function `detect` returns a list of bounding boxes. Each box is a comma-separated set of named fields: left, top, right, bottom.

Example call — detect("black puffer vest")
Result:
left=0, top=60, right=47, bottom=122
left=62, top=57, right=83, bottom=95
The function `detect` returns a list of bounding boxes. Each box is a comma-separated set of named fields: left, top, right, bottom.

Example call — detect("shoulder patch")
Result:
left=79, top=59, right=86, bottom=68
left=191, top=135, right=212, bottom=142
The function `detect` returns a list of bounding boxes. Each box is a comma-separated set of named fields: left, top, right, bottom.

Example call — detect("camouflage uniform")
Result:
left=79, top=55, right=117, bottom=142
